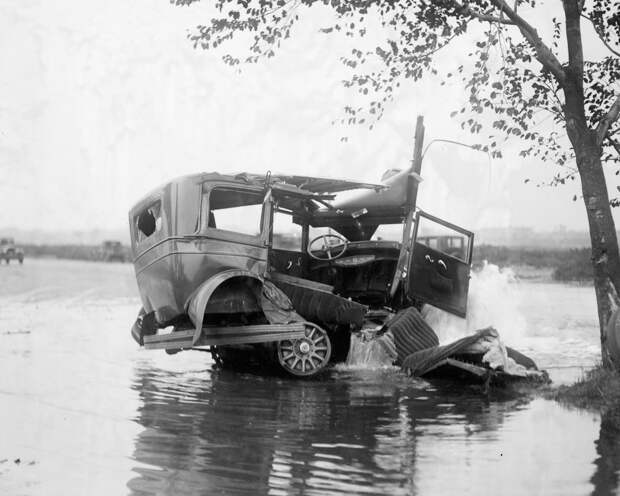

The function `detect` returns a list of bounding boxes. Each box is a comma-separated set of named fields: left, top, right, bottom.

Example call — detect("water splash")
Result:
left=423, top=262, right=527, bottom=345
left=343, top=332, right=395, bottom=369
left=345, top=263, right=529, bottom=367
left=344, top=262, right=599, bottom=376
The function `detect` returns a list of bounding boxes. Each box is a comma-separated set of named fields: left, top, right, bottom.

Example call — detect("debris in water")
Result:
left=346, top=329, right=395, bottom=368
left=350, top=307, right=547, bottom=385
left=400, top=327, right=548, bottom=384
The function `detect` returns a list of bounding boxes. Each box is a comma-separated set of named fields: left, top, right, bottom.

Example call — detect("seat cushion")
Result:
left=269, top=273, right=366, bottom=329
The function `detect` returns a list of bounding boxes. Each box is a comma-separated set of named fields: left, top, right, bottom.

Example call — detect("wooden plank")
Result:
left=199, top=329, right=305, bottom=346
left=144, top=338, right=194, bottom=350
left=423, top=357, right=488, bottom=377
left=202, top=323, right=305, bottom=337
left=144, top=329, right=194, bottom=344
left=143, top=323, right=306, bottom=350
left=144, top=330, right=306, bottom=350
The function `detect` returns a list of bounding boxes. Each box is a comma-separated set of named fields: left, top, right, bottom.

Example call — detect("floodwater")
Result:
left=0, top=259, right=618, bottom=495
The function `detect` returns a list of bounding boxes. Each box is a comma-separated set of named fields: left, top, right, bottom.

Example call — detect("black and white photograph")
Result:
left=1, top=1, right=620, bottom=494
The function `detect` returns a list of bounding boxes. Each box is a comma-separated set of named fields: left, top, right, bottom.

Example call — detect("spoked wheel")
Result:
left=277, top=323, right=332, bottom=377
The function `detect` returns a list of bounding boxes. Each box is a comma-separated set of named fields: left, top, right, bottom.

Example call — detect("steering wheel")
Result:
left=307, top=233, right=349, bottom=261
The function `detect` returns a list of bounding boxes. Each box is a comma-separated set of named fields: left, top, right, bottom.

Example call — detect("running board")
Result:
left=143, top=323, right=306, bottom=350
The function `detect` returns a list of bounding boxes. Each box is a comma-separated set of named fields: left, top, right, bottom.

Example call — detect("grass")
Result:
left=551, top=365, right=620, bottom=429
left=473, top=245, right=593, bottom=282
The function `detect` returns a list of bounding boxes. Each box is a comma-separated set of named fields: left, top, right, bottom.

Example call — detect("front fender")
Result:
left=186, top=269, right=264, bottom=345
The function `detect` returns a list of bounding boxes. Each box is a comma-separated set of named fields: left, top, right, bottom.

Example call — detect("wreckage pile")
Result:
left=352, top=307, right=548, bottom=385
left=128, top=168, right=549, bottom=382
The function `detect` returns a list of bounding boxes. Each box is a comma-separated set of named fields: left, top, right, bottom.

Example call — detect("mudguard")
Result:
left=186, top=269, right=304, bottom=345
left=186, top=269, right=263, bottom=345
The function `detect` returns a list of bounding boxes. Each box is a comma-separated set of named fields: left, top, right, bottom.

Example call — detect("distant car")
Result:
left=0, top=238, right=24, bottom=264
left=128, top=171, right=474, bottom=377
left=100, top=240, right=127, bottom=263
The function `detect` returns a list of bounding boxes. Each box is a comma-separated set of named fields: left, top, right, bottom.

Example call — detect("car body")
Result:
left=128, top=170, right=474, bottom=376
left=0, top=238, right=24, bottom=264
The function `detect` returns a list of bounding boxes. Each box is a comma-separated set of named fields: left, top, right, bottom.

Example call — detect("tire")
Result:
left=277, top=322, right=332, bottom=377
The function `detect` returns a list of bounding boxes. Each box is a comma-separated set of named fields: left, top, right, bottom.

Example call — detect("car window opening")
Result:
left=136, top=201, right=162, bottom=241
left=208, top=188, right=263, bottom=236
left=272, top=209, right=302, bottom=252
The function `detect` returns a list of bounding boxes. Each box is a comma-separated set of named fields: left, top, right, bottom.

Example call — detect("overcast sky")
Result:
left=0, top=0, right=615, bottom=234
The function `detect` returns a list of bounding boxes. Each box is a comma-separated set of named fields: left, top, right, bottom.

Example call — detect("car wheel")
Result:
left=277, top=322, right=332, bottom=377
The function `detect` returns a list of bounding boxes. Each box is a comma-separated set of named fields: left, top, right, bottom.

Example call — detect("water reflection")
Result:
left=591, top=411, right=620, bottom=496
left=128, top=365, right=529, bottom=495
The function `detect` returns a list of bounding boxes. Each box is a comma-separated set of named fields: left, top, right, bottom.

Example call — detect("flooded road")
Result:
left=0, top=259, right=617, bottom=495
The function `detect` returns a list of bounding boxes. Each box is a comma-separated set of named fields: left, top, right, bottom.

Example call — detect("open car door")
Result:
left=407, top=211, right=474, bottom=317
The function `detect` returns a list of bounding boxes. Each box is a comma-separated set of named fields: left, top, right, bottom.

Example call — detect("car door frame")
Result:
left=406, top=210, right=474, bottom=317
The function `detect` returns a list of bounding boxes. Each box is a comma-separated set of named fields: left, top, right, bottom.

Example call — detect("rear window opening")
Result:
left=136, top=201, right=162, bottom=242
left=207, top=188, right=264, bottom=236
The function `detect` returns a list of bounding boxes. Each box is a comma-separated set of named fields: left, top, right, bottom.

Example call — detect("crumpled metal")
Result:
left=258, top=279, right=305, bottom=324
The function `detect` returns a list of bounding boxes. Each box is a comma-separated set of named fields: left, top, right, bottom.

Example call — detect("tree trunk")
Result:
left=561, top=0, right=620, bottom=368
left=573, top=128, right=620, bottom=368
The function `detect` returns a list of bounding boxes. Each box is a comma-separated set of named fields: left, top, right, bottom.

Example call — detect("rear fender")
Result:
left=186, top=270, right=264, bottom=345
left=131, top=307, right=157, bottom=345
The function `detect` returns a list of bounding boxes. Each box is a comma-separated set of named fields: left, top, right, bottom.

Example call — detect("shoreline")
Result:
left=475, top=263, right=593, bottom=285
left=549, top=366, right=620, bottom=429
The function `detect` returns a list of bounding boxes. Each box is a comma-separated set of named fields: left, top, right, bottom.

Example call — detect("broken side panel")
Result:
left=407, top=211, right=474, bottom=318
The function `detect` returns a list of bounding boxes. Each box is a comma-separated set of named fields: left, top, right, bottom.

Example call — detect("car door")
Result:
left=407, top=211, right=474, bottom=317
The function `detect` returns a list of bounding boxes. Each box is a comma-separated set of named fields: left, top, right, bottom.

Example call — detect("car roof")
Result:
left=151, top=171, right=382, bottom=195
left=130, top=171, right=385, bottom=215
left=236, top=172, right=384, bottom=194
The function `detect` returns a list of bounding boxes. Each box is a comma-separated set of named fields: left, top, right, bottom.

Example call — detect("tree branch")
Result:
left=607, top=135, right=620, bottom=156
left=599, top=95, right=620, bottom=145
left=488, top=0, right=567, bottom=86
left=263, top=0, right=297, bottom=18
left=581, top=14, right=620, bottom=57
left=450, top=1, right=515, bottom=25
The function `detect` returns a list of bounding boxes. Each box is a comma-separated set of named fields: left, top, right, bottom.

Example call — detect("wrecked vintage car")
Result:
left=128, top=167, right=493, bottom=378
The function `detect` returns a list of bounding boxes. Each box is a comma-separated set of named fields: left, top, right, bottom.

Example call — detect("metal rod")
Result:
left=407, top=115, right=425, bottom=211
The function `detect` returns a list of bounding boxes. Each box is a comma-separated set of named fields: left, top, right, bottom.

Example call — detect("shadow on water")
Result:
left=591, top=411, right=620, bottom=496
left=127, top=364, right=531, bottom=496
